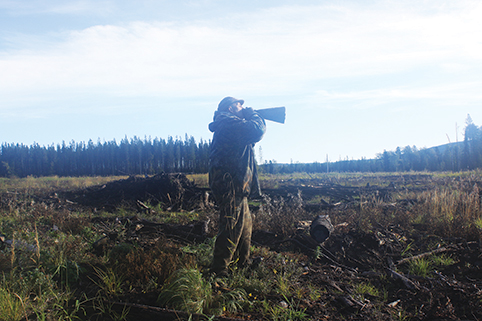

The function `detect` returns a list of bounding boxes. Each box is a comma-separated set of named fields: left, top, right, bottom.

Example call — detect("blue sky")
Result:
left=1, top=0, right=481, bottom=164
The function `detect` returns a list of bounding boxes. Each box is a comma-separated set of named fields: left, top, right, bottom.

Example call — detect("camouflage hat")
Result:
left=218, top=96, right=244, bottom=111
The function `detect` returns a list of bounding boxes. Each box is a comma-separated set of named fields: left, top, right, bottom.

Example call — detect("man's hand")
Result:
left=242, top=107, right=255, bottom=119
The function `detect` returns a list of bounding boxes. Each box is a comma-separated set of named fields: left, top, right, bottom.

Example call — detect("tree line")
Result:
left=262, top=115, right=482, bottom=174
left=0, top=135, right=210, bottom=177
left=262, top=143, right=464, bottom=174
left=2, top=116, right=481, bottom=177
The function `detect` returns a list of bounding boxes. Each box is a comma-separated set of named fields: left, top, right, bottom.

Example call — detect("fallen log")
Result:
left=386, top=268, right=420, bottom=290
left=397, top=247, right=451, bottom=265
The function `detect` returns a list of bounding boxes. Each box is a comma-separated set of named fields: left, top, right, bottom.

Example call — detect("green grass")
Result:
left=267, top=295, right=308, bottom=321
left=354, top=281, right=380, bottom=299
left=91, top=266, right=125, bottom=297
left=158, top=268, right=214, bottom=314
left=0, top=286, right=27, bottom=321
left=475, top=217, right=482, bottom=230
left=431, top=254, right=455, bottom=267
left=406, top=254, right=455, bottom=278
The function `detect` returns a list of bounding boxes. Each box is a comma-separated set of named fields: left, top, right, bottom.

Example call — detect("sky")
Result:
left=1, top=0, right=482, bottom=164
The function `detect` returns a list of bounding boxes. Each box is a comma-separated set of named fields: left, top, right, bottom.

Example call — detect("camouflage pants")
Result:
left=210, top=171, right=253, bottom=275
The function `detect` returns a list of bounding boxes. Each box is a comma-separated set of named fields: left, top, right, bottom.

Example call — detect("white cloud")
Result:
left=1, top=0, right=481, bottom=110
left=313, top=80, right=482, bottom=110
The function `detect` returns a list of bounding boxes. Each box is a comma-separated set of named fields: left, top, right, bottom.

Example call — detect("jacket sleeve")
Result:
left=234, top=112, right=266, bottom=145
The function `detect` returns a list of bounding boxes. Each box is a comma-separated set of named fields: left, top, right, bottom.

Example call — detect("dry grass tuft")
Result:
left=255, top=192, right=309, bottom=236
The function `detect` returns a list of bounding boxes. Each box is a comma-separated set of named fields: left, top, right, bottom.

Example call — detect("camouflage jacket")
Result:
left=208, top=110, right=266, bottom=198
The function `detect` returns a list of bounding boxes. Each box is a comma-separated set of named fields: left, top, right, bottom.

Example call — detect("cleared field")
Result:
left=1, top=171, right=481, bottom=320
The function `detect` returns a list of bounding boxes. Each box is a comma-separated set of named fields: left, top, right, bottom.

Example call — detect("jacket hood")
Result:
left=209, top=111, right=235, bottom=133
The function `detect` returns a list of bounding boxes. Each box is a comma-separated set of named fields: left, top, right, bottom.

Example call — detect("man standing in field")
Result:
left=208, top=96, right=266, bottom=277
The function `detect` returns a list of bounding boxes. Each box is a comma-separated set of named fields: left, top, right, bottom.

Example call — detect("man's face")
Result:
left=229, top=102, right=244, bottom=118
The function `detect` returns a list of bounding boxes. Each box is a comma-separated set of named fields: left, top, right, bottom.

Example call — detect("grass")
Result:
left=353, top=281, right=380, bottom=299
left=264, top=294, right=308, bottom=321
left=431, top=253, right=455, bottom=266
left=407, top=257, right=432, bottom=277
left=0, top=172, right=481, bottom=320
left=405, top=254, right=456, bottom=278
left=91, top=266, right=125, bottom=296
left=0, top=286, right=27, bottom=321
left=186, top=173, right=209, bottom=188
left=475, top=217, right=482, bottom=230
left=0, top=267, right=75, bottom=320
left=158, top=268, right=214, bottom=314
left=0, top=175, right=126, bottom=194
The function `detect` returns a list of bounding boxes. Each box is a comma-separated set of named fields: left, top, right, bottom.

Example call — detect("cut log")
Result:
left=396, top=247, right=450, bottom=265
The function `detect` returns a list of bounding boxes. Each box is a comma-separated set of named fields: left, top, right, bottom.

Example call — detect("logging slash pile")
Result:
left=61, top=172, right=210, bottom=212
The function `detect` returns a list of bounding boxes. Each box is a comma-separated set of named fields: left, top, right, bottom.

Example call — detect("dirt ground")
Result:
left=55, top=173, right=482, bottom=320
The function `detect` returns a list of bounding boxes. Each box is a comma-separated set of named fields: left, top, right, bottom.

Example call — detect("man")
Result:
left=208, top=96, right=266, bottom=277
